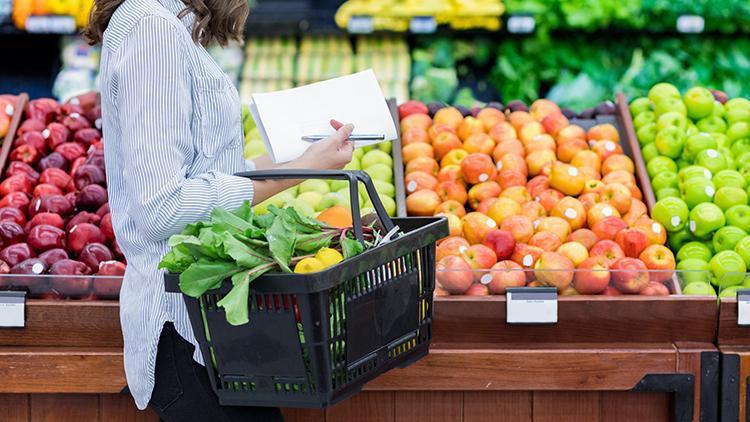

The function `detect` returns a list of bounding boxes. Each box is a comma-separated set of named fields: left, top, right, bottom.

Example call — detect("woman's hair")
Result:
left=84, top=0, right=249, bottom=47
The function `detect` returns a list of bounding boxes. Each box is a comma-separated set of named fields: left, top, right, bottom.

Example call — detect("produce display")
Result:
left=399, top=98, right=680, bottom=296
left=0, top=93, right=126, bottom=299
left=11, top=0, right=93, bottom=30
left=159, top=202, right=380, bottom=325
left=335, top=0, right=505, bottom=32
left=631, top=83, right=750, bottom=297
left=0, top=94, right=14, bottom=138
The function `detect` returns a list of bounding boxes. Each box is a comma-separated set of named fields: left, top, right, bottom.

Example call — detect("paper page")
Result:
left=251, top=70, right=398, bottom=163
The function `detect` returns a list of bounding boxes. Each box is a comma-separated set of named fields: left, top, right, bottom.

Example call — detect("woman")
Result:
left=85, top=0, right=354, bottom=420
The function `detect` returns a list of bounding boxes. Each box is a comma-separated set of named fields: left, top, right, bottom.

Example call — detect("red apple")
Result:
left=611, top=257, right=649, bottom=294
left=638, top=244, right=675, bottom=283
left=589, top=240, right=625, bottom=265
left=574, top=257, right=610, bottom=294
left=436, top=236, right=470, bottom=261
left=485, top=260, right=526, bottom=294
left=591, top=216, right=628, bottom=241
left=615, top=228, right=649, bottom=258
left=640, top=282, right=670, bottom=296
left=534, top=251, right=575, bottom=291
left=482, top=229, right=516, bottom=260
left=464, top=283, right=490, bottom=296
left=436, top=255, right=473, bottom=294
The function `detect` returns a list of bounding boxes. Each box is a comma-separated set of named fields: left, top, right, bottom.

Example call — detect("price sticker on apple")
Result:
left=0, top=291, right=25, bottom=328
left=508, top=14, right=535, bottom=34
left=410, top=16, right=437, bottom=34
left=738, top=289, right=750, bottom=326
left=348, top=15, right=374, bottom=34
left=676, top=15, right=705, bottom=34
left=507, top=287, right=557, bottom=325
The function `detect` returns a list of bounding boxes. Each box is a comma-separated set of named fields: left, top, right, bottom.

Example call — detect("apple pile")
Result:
left=632, top=83, right=750, bottom=296
left=254, top=144, right=398, bottom=222
left=399, top=99, right=674, bottom=297
left=0, top=94, right=126, bottom=299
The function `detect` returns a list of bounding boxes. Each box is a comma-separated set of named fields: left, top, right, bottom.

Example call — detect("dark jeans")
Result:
left=148, top=322, right=284, bottom=422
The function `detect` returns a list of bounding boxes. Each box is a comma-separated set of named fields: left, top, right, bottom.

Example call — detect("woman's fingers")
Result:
left=330, top=119, right=344, bottom=130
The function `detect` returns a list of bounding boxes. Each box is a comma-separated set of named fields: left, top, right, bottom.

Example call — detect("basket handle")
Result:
left=234, top=169, right=395, bottom=244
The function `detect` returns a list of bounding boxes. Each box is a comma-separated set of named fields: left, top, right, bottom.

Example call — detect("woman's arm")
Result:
left=116, top=17, right=257, bottom=242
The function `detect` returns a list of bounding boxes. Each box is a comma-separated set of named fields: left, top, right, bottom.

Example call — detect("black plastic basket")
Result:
left=164, top=169, right=448, bottom=408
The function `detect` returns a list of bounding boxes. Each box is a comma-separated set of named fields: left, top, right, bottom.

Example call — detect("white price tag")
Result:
left=507, top=287, right=557, bottom=324
left=738, top=289, right=750, bottom=326
left=0, top=291, right=25, bottom=328
left=507, top=15, right=535, bottom=34
left=676, top=15, right=705, bottom=34
left=347, top=15, right=374, bottom=34
left=25, top=16, right=76, bottom=34
left=410, top=16, right=437, bottom=34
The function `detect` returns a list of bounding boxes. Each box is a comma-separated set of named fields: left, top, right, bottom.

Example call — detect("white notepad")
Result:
left=249, top=70, right=398, bottom=163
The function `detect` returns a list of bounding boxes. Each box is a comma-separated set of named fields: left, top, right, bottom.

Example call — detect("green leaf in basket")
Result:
left=211, top=206, right=254, bottom=235
left=179, top=260, right=243, bottom=298
left=341, top=235, right=364, bottom=260
left=167, top=234, right=219, bottom=260
left=218, top=262, right=276, bottom=325
left=220, top=232, right=273, bottom=268
left=266, top=217, right=295, bottom=273
left=294, top=232, right=335, bottom=254
left=157, top=247, right=196, bottom=273
left=232, top=201, right=253, bottom=222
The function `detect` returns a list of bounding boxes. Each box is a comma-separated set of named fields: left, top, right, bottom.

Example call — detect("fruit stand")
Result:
left=718, top=299, right=750, bottom=421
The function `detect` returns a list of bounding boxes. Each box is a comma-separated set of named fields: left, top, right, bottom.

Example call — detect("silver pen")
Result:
left=301, top=134, right=386, bottom=142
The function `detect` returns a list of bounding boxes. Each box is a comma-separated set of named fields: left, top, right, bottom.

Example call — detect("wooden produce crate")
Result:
left=718, top=298, right=750, bottom=421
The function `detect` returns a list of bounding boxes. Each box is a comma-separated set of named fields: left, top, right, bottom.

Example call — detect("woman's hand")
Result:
left=297, top=120, right=354, bottom=170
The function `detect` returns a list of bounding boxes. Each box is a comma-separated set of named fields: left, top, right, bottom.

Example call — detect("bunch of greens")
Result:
left=159, top=202, right=376, bottom=325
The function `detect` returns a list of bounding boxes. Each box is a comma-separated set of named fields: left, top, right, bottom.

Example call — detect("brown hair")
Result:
left=84, top=0, right=249, bottom=47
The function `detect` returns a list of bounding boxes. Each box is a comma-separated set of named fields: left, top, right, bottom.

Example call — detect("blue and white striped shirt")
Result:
left=99, top=0, right=254, bottom=410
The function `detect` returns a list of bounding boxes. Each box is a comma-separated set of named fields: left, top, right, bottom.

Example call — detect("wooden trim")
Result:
left=0, top=348, right=125, bottom=394
left=616, top=92, right=656, bottom=211
left=718, top=298, right=750, bottom=346
left=433, top=295, right=717, bottom=345
left=0, top=93, right=28, bottom=174
left=0, top=301, right=122, bottom=348
left=365, top=345, right=677, bottom=391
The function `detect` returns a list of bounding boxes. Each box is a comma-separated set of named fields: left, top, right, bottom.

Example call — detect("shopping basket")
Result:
left=164, top=169, right=448, bottom=408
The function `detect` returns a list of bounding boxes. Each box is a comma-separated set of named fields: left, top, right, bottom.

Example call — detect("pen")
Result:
left=302, top=134, right=386, bottom=142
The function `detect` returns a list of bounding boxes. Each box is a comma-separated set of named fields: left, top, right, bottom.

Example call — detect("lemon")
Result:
left=315, top=248, right=344, bottom=268
left=294, top=257, right=325, bottom=274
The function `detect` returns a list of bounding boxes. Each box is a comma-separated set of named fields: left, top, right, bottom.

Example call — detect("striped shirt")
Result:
left=99, top=0, right=254, bottom=410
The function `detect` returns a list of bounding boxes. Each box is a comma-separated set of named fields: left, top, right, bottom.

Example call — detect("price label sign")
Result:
left=507, top=287, right=557, bottom=325
left=347, top=15, right=374, bottom=34
left=507, top=14, right=535, bottom=34
left=676, top=15, right=705, bottom=34
left=25, top=16, right=76, bottom=34
left=410, top=16, right=437, bottom=34
left=737, top=289, right=750, bottom=326
left=0, top=291, right=25, bottom=328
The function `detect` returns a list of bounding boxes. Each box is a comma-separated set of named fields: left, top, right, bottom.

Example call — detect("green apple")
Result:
left=714, top=170, right=746, bottom=190
left=362, top=145, right=376, bottom=153
left=683, top=86, right=715, bottom=120
left=689, top=202, right=725, bottom=238
left=319, top=192, right=347, bottom=210
left=298, top=179, right=331, bottom=196
left=741, top=166, right=750, bottom=186
left=378, top=141, right=393, bottom=154
left=696, top=116, right=727, bottom=134
left=669, top=226, right=695, bottom=251
left=726, top=98, right=750, bottom=112
left=647, top=156, right=678, bottom=179
left=244, top=140, right=267, bottom=160
left=633, top=111, right=656, bottom=130
left=720, top=148, right=736, bottom=170
left=655, top=127, right=685, bottom=158
left=364, top=163, right=393, bottom=183
left=728, top=122, right=750, bottom=143
left=361, top=150, right=393, bottom=170
left=683, top=132, right=717, bottom=160
left=629, top=97, right=651, bottom=116
left=726, top=205, right=750, bottom=233
left=719, top=285, right=742, bottom=298
left=735, top=236, right=750, bottom=267
left=651, top=171, right=679, bottom=192
left=254, top=190, right=295, bottom=215
left=678, top=241, right=713, bottom=262
left=654, top=98, right=687, bottom=117
left=712, top=101, right=726, bottom=118
left=714, top=187, right=748, bottom=211
left=727, top=108, right=750, bottom=125
left=648, top=82, right=681, bottom=104
left=642, top=142, right=660, bottom=163
left=359, top=207, right=376, bottom=217
left=656, top=112, right=689, bottom=132
left=686, top=124, right=699, bottom=136
left=297, top=191, right=323, bottom=211
left=682, top=282, right=716, bottom=296
left=372, top=179, right=395, bottom=198
left=330, top=160, right=363, bottom=191
left=713, top=226, right=748, bottom=252
left=678, top=166, right=712, bottom=186
left=378, top=195, right=397, bottom=217
left=352, top=148, right=365, bottom=160
left=637, top=123, right=657, bottom=146
left=704, top=239, right=716, bottom=255
left=713, top=133, right=730, bottom=150
left=656, top=187, right=681, bottom=201
left=730, top=138, right=750, bottom=158
left=677, top=258, right=712, bottom=285
left=710, top=250, right=747, bottom=287
left=681, top=178, right=715, bottom=209
left=652, top=197, right=689, bottom=232
left=737, top=153, right=750, bottom=169
left=695, top=149, right=728, bottom=175
left=287, top=198, right=316, bottom=218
